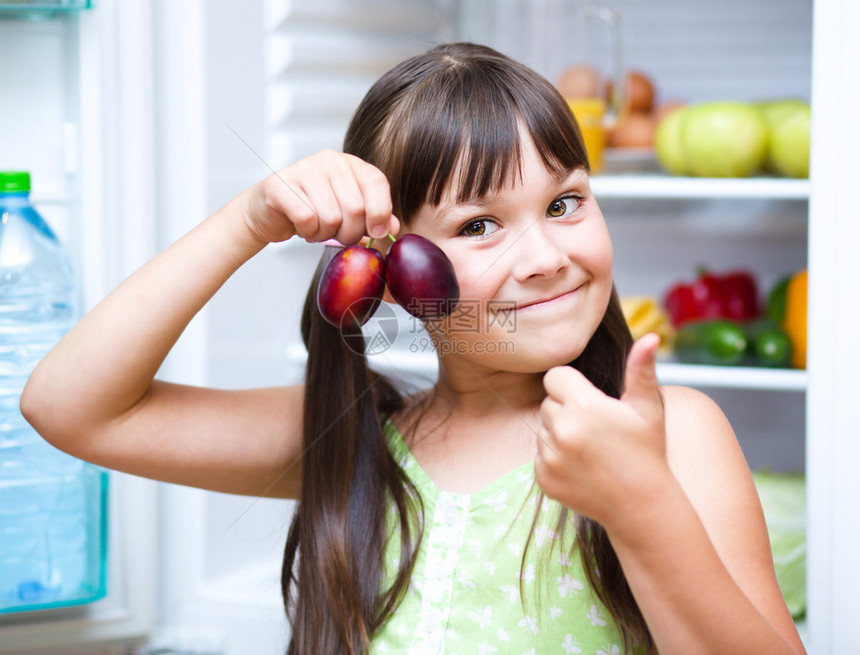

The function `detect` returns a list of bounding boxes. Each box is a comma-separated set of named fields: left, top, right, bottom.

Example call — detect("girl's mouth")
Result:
left=516, top=286, right=582, bottom=311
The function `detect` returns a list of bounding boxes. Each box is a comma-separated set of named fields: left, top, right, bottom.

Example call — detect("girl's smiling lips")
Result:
left=514, top=285, right=584, bottom=311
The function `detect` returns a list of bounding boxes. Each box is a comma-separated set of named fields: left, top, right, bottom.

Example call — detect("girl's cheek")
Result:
left=573, top=221, right=613, bottom=275
left=460, top=262, right=501, bottom=306
left=436, top=255, right=501, bottom=334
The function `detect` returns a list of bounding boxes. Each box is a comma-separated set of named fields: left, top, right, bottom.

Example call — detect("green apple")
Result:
left=681, top=102, right=768, bottom=177
left=756, top=99, right=810, bottom=174
left=757, top=99, right=809, bottom=127
left=768, top=103, right=811, bottom=178
left=654, top=106, right=689, bottom=175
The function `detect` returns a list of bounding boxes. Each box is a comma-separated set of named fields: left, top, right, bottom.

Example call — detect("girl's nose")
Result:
left=510, top=222, right=570, bottom=281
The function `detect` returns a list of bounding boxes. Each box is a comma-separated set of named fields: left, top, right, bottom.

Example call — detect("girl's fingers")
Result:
left=329, top=184, right=369, bottom=246
left=260, top=174, right=317, bottom=239
left=386, top=213, right=401, bottom=238
left=289, top=153, right=397, bottom=244
left=255, top=152, right=397, bottom=245
left=326, top=154, right=372, bottom=245
left=349, top=155, right=396, bottom=239
left=539, top=395, right=563, bottom=435
left=534, top=425, right=554, bottom=465
left=294, top=170, right=346, bottom=242
left=542, top=364, right=603, bottom=406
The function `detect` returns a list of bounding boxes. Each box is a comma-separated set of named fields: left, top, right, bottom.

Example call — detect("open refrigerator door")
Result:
left=1, top=0, right=447, bottom=652
left=0, top=1, right=162, bottom=651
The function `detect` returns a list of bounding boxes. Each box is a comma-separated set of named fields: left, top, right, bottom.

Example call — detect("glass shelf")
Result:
left=656, top=361, right=807, bottom=391
left=287, top=342, right=807, bottom=393
left=591, top=148, right=810, bottom=200
left=0, top=1, right=91, bottom=15
left=592, top=174, right=810, bottom=200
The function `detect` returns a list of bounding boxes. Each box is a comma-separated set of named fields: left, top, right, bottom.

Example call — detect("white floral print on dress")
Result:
left=521, top=564, right=536, bottom=583
left=500, top=584, right=519, bottom=604
left=561, top=634, right=582, bottom=653
left=518, top=615, right=538, bottom=634
left=469, top=605, right=493, bottom=628
left=558, top=573, right=584, bottom=597
left=588, top=605, right=608, bottom=627
left=485, top=491, right=508, bottom=512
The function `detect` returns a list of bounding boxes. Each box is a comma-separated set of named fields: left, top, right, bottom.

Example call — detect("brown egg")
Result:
left=608, top=112, right=656, bottom=148
left=606, top=71, right=656, bottom=114
left=556, top=64, right=601, bottom=98
left=654, top=101, right=686, bottom=124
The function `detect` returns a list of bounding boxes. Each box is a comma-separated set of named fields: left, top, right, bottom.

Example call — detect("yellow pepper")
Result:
left=782, top=269, right=807, bottom=369
left=620, top=295, right=675, bottom=354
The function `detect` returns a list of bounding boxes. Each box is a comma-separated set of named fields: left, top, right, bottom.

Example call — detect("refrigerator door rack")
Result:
left=0, top=1, right=91, bottom=12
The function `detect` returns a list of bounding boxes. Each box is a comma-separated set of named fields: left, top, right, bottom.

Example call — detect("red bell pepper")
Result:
left=719, top=271, right=760, bottom=321
left=663, top=269, right=760, bottom=327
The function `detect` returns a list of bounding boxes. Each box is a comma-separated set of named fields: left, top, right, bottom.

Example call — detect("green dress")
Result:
left=371, top=419, right=632, bottom=655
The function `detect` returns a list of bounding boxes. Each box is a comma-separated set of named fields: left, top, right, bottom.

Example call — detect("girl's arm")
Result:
left=611, top=385, right=804, bottom=653
left=21, top=151, right=397, bottom=499
left=538, top=335, right=805, bottom=654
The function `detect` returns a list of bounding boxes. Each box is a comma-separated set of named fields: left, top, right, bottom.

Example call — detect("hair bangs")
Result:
left=347, top=43, right=590, bottom=224
left=383, top=56, right=588, bottom=222
left=383, top=76, right=520, bottom=221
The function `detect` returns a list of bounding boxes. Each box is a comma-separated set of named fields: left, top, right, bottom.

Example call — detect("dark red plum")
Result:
left=316, top=246, right=385, bottom=328
left=385, top=234, right=459, bottom=319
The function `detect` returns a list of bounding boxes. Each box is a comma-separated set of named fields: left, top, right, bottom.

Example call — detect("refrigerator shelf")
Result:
left=656, top=361, right=807, bottom=391
left=0, top=466, right=108, bottom=615
left=591, top=148, right=810, bottom=200
left=0, top=1, right=91, bottom=15
left=591, top=172, right=810, bottom=200
left=287, top=343, right=808, bottom=393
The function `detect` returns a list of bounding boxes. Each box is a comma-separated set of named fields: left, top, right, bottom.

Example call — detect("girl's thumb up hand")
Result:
left=536, top=333, right=668, bottom=526
left=620, top=333, right=664, bottom=427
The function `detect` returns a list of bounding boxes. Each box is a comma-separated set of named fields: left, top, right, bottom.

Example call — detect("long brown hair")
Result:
left=282, top=42, right=653, bottom=654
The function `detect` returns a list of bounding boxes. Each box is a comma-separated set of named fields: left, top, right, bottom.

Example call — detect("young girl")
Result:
left=22, top=43, right=805, bottom=655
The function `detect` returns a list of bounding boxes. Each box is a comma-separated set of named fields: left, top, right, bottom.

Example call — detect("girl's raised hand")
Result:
left=241, top=150, right=400, bottom=246
left=536, top=333, right=669, bottom=532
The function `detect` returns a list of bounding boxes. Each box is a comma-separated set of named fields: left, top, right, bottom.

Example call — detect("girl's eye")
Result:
left=460, top=219, right=498, bottom=238
left=547, top=195, right=583, bottom=218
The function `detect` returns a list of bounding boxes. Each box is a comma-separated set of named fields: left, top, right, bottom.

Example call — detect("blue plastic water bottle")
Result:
left=0, top=171, right=107, bottom=613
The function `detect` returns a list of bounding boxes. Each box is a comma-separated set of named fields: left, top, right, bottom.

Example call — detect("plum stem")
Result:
left=366, top=232, right=397, bottom=250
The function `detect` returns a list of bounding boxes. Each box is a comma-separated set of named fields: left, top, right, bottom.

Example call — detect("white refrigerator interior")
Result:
left=1, top=0, right=859, bottom=653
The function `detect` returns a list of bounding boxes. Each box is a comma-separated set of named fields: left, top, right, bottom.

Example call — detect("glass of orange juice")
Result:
left=566, top=97, right=608, bottom=172
left=543, top=4, right=625, bottom=173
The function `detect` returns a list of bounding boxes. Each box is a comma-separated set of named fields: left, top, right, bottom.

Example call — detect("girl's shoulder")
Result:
left=659, top=383, right=762, bottom=531
left=660, top=384, right=739, bottom=473
left=661, top=384, right=731, bottom=435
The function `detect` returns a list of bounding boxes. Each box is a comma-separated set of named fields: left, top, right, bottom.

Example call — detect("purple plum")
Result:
left=385, top=234, right=459, bottom=319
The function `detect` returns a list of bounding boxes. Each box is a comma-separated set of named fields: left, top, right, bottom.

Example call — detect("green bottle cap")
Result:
left=0, top=171, right=32, bottom=193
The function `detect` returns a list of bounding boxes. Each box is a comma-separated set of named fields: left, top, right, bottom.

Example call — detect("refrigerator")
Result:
left=0, top=0, right=858, bottom=652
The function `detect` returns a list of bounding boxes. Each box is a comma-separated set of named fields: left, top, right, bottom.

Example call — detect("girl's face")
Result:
left=402, top=132, right=614, bottom=374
